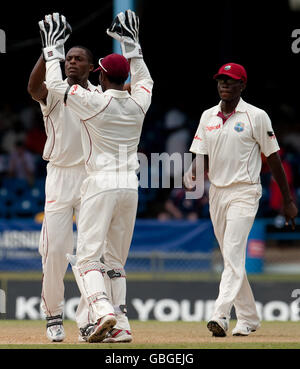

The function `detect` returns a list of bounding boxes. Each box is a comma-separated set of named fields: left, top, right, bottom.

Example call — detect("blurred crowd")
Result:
left=0, top=99, right=300, bottom=221
left=0, top=101, right=47, bottom=180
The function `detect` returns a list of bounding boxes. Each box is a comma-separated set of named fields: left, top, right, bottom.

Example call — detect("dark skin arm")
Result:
left=183, top=155, right=209, bottom=190
left=266, top=152, right=298, bottom=229
left=185, top=152, right=298, bottom=229
left=27, top=54, right=48, bottom=104
left=194, top=155, right=209, bottom=175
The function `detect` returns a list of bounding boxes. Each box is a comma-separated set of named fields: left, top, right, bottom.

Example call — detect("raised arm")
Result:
left=42, top=13, right=107, bottom=121
left=28, top=13, right=71, bottom=105
left=130, top=58, right=153, bottom=112
left=27, top=54, right=48, bottom=104
left=106, top=9, right=153, bottom=112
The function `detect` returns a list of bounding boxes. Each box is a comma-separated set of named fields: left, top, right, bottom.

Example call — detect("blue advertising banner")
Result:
left=0, top=219, right=42, bottom=270
left=130, top=220, right=214, bottom=253
left=0, top=219, right=215, bottom=271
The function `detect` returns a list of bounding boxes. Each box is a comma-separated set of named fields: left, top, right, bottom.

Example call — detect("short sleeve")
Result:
left=189, top=112, right=208, bottom=155
left=253, top=110, right=280, bottom=157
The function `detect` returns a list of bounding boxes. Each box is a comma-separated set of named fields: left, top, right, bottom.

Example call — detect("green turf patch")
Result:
left=2, top=271, right=300, bottom=282
left=0, top=342, right=300, bottom=349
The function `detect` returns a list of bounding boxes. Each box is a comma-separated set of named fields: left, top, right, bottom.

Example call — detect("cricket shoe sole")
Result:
left=207, top=319, right=228, bottom=337
left=88, top=314, right=117, bottom=343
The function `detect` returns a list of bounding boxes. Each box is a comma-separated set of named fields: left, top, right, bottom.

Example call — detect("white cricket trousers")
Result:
left=209, top=182, right=262, bottom=326
left=75, top=180, right=138, bottom=329
left=39, top=163, right=87, bottom=317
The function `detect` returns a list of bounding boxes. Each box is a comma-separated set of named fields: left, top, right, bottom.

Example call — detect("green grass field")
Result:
left=0, top=320, right=299, bottom=349
left=2, top=270, right=300, bottom=283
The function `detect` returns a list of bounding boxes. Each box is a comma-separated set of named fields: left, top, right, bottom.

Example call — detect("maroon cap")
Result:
left=213, top=63, right=247, bottom=83
left=94, top=53, right=130, bottom=79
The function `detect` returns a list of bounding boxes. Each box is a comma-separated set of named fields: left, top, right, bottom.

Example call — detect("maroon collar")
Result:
left=217, top=110, right=236, bottom=124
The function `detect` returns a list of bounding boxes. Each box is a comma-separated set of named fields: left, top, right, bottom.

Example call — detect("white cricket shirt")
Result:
left=45, top=58, right=153, bottom=190
left=190, top=98, right=280, bottom=187
left=39, top=77, right=101, bottom=167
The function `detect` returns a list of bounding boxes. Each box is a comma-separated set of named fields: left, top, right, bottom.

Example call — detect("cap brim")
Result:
left=93, top=66, right=102, bottom=73
left=93, top=58, right=107, bottom=73
left=213, top=72, right=242, bottom=80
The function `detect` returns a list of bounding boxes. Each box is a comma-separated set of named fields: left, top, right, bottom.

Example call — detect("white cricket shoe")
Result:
left=232, top=322, right=260, bottom=336
left=207, top=317, right=229, bottom=337
left=46, top=315, right=65, bottom=342
left=103, top=329, right=133, bottom=343
left=88, top=314, right=117, bottom=343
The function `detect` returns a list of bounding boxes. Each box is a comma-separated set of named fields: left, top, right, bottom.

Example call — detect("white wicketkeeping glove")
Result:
left=39, top=12, right=72, bottom=62
left=107, top=9, right=143, bottom=59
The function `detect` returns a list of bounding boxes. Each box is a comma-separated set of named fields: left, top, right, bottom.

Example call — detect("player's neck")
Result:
left=67, top=77, right=89, bottom=90
left=104, top=83, right=125, bottom=92
left=221, top=97, right=240, bottom=115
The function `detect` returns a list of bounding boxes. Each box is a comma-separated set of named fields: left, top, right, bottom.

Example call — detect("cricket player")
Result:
left=184, top=62, right=298, bottom=337
left=27, top=14, right=100, bottom=342
left=41, top=10, right=153, bottom=343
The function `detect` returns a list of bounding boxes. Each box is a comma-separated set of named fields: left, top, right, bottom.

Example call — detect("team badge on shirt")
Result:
left=234, top=122, right=245, bottom=133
